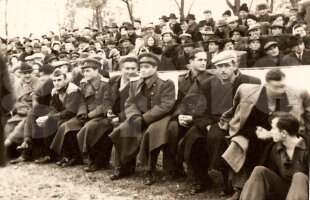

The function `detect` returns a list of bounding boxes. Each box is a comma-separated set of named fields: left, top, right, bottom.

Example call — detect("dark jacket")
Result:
left=48, top=82, right=82, bottom=124
left=282, top=49, right=310, bottom=66
left=254, top=53, right=286, bottom=67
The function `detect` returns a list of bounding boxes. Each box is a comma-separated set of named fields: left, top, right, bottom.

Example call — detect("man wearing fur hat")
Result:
left=256, top=3, right=270, bottom=23
left=238, top=4, right=249, bottom=26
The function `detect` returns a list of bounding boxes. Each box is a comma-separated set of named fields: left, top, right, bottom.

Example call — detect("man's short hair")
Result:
left=188, top=48, right=206, bottom=60
left=120, top=56, right=139, bottom=65
left=265, top=69, right=285, bottom=82
left=270, top=112, right=300, bottom=136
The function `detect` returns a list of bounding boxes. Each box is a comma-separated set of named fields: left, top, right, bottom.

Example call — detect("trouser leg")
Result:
left=286, top=172, right=309, bottom=200
left=91, top=134, right=113, bottom=167
left=147, top=147, right=161, bottom=172
left=239, top=166, right=289, bottom=200
left=187, top=138, right=210, bottom=185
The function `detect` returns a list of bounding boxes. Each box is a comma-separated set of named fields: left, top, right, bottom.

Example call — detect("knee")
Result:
left=4, top=138, right=13, bottom=148
left=252, top=166, right=269, bottom=175
left=292, top=172, right=308, bottom=183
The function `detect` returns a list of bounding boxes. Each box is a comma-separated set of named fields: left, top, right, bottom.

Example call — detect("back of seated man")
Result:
left=240, top=112, right=309, bottom=200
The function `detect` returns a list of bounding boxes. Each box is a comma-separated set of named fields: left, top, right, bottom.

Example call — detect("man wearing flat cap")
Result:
left=282, top=35, right=310, bottom=65
left=5, top=63, right=41, bottom=162
left=254, top=41, right=286, bottom=67
left=109, top=52, right=176, bottom=185
left=51, top=58, right=114, bottom=169
left=178, top=50, right=260, bottom=195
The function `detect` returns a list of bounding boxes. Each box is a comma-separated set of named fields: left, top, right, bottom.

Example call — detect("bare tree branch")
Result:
left=187, top=0, right=196, bottom=15
left=173, top=0, right=181, bottom=9
left=225, top=0, right=234, bottom=10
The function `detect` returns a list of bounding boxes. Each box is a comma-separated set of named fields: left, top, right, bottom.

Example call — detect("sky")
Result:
left=0, top=0, right=272, bottom=38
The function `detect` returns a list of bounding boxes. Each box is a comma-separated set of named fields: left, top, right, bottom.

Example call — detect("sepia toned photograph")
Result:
left=0, top=0, right=309, bottom=199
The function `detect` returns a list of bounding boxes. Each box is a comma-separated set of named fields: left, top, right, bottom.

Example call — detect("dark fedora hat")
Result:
left=20, top=62, right=34, bottom=73
left=168, top=13, right=178, bottom=19
left=287, top=35, right=303, bottom=48
left=186, top=14, right=196, bottom=20
left=181, top=39, right=196, bottom=47
left=159, top=15, right=169, bottom=22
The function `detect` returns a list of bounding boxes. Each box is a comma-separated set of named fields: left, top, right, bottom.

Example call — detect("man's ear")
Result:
left=281, top=130, right=287, bottom=138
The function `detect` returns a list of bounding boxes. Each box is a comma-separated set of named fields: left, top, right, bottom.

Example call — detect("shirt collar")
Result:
left=275, top=138, right=307, bottom=152
left=90, top=75, right=101, bottom=89
left=142, top=73, right=158, bottom=89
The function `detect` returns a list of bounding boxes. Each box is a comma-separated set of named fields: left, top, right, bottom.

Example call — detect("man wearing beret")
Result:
left=5, top=63, right=41, bottom=162
left=179, top=50, right=260, bottom=195
left=109, top=52, right=176, bottom=185
left=282, top=35, right=310, bottom=65
left=27, top=69, right=82, bottom=164
left=50, top=58, right=114, bottom=168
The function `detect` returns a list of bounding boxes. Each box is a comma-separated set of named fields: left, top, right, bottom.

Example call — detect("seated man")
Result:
left=109, top=52, right=176, bottom=184
left=138, top=49, right=214, bottom=185
left=5, top=63, right=41, bottom=161
left=220, top=69, right=310, bottom=200
left=50, top=58, right=114, bottom=167
left=32, top=69, right=82, bottom=164
left=240, top=112, right=309, bottom=200
left=282, top=35, right=310, bottom=65
left=254, top=41, right=285, bottom=67
left=179, top=50, right=260, bottom=195
left=78, top=56, right=140, bottom=173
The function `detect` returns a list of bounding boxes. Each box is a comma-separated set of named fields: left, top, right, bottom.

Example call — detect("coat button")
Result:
left=151, top=92, right=154, bottom=95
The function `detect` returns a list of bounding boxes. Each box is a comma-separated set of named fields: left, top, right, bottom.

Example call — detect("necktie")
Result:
left=298, top=54, right=302, bottom=63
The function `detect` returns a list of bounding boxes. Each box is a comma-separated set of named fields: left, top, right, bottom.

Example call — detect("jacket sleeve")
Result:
left=49, top=91, right=82, bottom=120
left=88, top=82, right=115, bottom=119
left=301, top=89, right=310, bottom=137
left=142, top=80, right=176, bottom=124
left=188, top=79, right=215, bottom=130
left=125, top=82, right=142, bottom=120
left=219, top=85, right=242, bottom=131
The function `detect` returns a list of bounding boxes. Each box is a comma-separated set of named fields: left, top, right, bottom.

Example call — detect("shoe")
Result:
left=57, top=157, right=68, bottom=166
left=34, top=156, right=52, bottom=164
left=226, top=188, right=241, bottom=200
left=16, top=141, right=30, bottom=151
left=62, top=157, right=82, bottom=167
left=109, top=168, right=125, bottom=180
left=189, top=183, right=208, bottom=195
left=162, top=170, right=186, bottom=181
left=84, top=163, right=99, bottom=172
left=144, top=171, right=156, bottom=186
left=10, top=155, right=31, bottom=164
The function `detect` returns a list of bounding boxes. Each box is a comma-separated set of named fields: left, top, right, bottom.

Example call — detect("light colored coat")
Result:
left=219, top=84, right=310, bottom=172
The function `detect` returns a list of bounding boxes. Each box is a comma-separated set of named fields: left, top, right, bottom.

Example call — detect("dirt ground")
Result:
left=0, top=161, right=226, bottom=200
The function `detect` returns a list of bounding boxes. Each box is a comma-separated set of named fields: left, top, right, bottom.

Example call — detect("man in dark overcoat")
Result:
left=138, top=49, right=213, bottom=183
left=109, top=52, right=176, bottom=185
left=179, top=50, right=261, bottom=195
left=50, top=58, right=114, bottom=168
left=282, top=35, right=310, bottom=66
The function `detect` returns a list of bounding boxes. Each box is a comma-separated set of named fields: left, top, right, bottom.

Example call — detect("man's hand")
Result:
left=130, top=115, right=146, bottom=131
left=77, top=114, right=88, bottom=124
left=178, top=115, right=192, bottom=127
left=107, top=110, right=116, bottom=119
left=36, top=116, right=49, bottom=127
left=256, top=126, right=272, bottom=140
